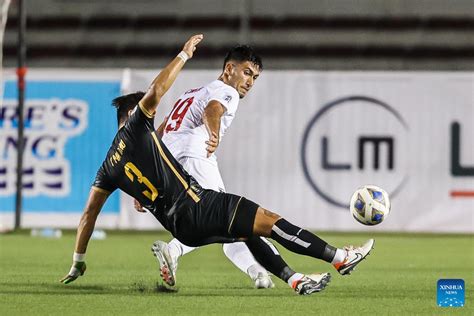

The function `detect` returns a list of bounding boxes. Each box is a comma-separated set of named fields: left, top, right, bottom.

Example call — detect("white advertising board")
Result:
left=122, top=70, right=473, bottom=233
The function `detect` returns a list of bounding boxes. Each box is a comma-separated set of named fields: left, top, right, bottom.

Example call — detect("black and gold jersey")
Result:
left=92, top=103, right=203, bottom=232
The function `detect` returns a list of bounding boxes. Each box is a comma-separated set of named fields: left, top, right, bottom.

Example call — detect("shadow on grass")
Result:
left=0, top=282, right=107, bottom=295
left=1, top=281, right=180, bottom=296
left=0, top=280, right=298, bottom=297
left=130, top=281, right=178, bottom=294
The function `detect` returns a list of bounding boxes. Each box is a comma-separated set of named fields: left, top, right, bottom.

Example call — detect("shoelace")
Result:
left=342, top=245, right=363, bottom=262
left=344, top=245, right=363, bottom=253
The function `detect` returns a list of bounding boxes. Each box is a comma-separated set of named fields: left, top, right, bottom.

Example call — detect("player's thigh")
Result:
left=210, top=195, right=280, bottom=239
left=174, top=191, right=241, bottom=246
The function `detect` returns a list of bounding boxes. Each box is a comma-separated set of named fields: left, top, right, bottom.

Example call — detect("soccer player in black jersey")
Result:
left=61, top=34, right=375, bottom=295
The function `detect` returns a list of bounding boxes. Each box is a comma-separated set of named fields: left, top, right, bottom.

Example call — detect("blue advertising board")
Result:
left=0, top=80, right=121, bottom=214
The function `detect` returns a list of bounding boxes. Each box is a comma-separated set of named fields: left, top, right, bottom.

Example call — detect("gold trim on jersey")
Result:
left=227, top=197, right=242, bottom=234
left=91, top=186, right=110, bottom=195
left=151, top=132, right=200, bottom=203
left=138, top=101, right=156, bottom=118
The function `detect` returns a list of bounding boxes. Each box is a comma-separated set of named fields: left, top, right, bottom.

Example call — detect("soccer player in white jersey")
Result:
left=150, top=45, right=275, bottom=288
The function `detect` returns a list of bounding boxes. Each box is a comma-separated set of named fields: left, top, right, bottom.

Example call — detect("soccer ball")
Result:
left=350, top=185, right=391, bottom=225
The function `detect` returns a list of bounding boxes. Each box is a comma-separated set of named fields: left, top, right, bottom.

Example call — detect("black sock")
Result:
left=270, top=218, right=336, bottom=263
left=245, top=237, right=295, bottom=282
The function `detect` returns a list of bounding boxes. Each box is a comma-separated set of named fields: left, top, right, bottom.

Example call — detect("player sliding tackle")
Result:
left=61, top=34, right=375, bottom=295
left=138, top=44, right=278, bottom=289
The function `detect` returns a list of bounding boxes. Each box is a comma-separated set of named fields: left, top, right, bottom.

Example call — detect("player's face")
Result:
left=225, top=61, right=261, bottom=98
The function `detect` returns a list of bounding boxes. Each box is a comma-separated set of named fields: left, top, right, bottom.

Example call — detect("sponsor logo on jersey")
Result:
left=224, top=95, right=232, bottom=103
left=184, top=87, right=203, bottom=95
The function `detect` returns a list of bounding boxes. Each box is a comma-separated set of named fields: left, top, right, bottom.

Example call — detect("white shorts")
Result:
left=179, top=157, right=226, bottom=192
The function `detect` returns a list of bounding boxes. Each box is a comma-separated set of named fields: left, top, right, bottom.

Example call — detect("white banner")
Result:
left=122, top=70, right=474, bottom=233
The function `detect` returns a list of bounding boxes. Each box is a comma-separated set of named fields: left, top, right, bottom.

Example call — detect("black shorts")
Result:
left=158, top=190, right=259, bottom=247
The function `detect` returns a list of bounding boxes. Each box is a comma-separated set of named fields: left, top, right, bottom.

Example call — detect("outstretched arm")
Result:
left=73, top=189, right=109, bottom=253
left=203, top=100, right=225, bottom=157
left=60, top=188, right=109, bottom=284
left=140, top=34, right=203, bottom=116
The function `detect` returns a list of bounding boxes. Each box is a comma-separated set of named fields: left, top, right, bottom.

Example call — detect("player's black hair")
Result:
left=111, top=91, right=145, bottom=126
left=223, top=45, right=263, bottom=71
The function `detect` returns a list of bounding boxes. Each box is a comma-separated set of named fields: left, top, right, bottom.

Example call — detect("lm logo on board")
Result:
left=301, top=96, right=408, bottom=209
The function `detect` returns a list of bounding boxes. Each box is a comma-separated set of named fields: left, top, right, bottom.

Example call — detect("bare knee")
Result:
left=253, top=207, right=281, bottom=237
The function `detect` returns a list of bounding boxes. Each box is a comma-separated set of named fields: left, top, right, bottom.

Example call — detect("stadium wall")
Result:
left=1, top=69, right=473, bottom=233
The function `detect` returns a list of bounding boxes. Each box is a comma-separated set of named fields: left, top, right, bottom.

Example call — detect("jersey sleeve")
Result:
left=91, top=163, right=117, bottom=194
left=209, top=86, right=239, bottom=115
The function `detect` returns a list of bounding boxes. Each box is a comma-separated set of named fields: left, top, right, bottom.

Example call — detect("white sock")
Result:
left=168, top=238, right=197, bottom=259
left=247, top=264, right=268, bottom=281
left=287, top=273, right=305, bottom=287
left=331, top=248, right=347, bottom=264
left=222, top=242, right=264, bottom=279
left=73, top=252, right=85, bottom=262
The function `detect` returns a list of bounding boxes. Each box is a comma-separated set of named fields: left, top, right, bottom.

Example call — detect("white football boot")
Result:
left=151, top=240, right=178, bottom=286
left=253, top=272, right=275, bottom=289
left=333, top=239, right=375, bottom=275
left=291, top=273, right=331, bottom=295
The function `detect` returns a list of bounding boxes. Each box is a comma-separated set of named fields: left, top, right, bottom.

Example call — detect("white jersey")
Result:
left=161, top=80, right=239, bottom=166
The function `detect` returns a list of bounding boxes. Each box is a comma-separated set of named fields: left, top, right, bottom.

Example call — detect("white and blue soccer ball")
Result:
left=350, top=185, right=391, bottom=225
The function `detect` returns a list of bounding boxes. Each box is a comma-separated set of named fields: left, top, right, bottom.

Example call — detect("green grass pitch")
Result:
left=0, top=231, right=472, bottom=315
